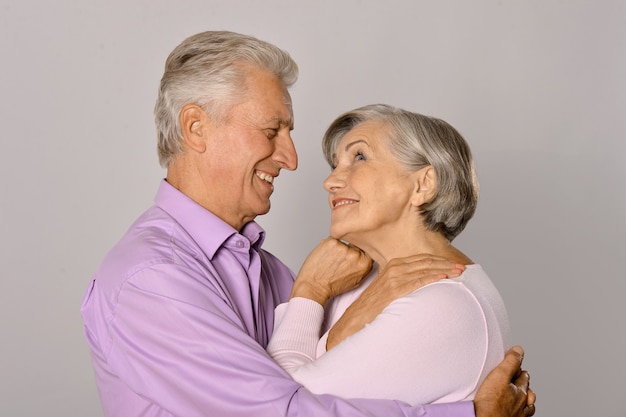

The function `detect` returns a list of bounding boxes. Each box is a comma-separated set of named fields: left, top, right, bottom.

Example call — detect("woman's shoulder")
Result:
left=387, top=265, right=489, bottom=314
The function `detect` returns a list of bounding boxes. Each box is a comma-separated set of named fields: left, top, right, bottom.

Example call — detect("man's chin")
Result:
left=254, top=201, right=271, bottom=217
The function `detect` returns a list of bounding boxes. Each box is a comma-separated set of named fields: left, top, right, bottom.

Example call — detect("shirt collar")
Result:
left=154, top=179, right=266, bottom=259
left=241, top=221, right=266, bottom=250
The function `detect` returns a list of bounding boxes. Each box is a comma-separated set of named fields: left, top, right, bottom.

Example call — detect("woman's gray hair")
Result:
left=154, top=31, right=299, bottom=167
left=322, top=104, right=479, bottom=241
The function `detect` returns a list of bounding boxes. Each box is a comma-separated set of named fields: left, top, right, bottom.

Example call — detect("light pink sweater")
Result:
left=267, top=264, right=511, bottom=405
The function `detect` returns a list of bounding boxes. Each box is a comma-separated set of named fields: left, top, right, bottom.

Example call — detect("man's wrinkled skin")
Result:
left=474, top=346, right=536, bottom=417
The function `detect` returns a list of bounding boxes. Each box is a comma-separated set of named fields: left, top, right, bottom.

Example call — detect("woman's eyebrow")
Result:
left=332, top=139, right=369, bottom=165
left=344, top=139, right=367, bottom=151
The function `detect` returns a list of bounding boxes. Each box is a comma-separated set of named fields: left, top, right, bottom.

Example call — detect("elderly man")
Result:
left=81, top=30, right=535, bottom=417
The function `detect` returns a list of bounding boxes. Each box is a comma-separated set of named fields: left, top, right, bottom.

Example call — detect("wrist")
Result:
left=290, top=279, right=329, bottom=306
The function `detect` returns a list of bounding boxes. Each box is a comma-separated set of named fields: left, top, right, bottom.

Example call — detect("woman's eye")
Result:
left=355, top=152, right=366, bottom=161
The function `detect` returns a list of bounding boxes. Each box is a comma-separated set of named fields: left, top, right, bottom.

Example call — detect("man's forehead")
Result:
left=269, top=100, right=294, bottom=128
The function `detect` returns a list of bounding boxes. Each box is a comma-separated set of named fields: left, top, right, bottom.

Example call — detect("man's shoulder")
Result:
left=93, top=206, right=188, bottom=286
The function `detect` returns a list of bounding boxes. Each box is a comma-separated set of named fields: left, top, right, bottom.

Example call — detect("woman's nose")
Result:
left=323, top=168, right=346, bottom=192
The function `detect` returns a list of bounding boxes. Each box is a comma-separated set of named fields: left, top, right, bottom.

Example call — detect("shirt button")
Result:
left=236, top=240, right=245, bottom=248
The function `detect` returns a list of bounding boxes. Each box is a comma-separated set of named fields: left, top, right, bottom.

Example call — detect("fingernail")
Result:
left=511, top=346, right=524, bottom=360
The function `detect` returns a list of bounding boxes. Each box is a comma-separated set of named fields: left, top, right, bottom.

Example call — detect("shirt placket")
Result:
left=231, top=238, right=266, bottom=345
left=248, top=249, right=267, bottom=346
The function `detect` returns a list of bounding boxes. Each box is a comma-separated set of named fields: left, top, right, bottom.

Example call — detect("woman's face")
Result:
left=323, top=120, right=418, bottom=246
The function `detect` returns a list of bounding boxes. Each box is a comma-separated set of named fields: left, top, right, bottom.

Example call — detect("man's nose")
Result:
left=274, top=132, right=298, bottom=171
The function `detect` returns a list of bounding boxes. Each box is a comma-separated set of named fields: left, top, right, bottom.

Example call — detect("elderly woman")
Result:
left=267, top=104, right=511, bottom=406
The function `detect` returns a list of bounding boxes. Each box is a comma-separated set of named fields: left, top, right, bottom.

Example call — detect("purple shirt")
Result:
left=80, top=180, right=475, bottom=417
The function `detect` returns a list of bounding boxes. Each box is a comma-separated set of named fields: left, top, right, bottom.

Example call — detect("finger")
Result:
left=514, top=370, right=530, bottom=395
left=392, top=263, right=465, bottom=280
left=404, top=258, right=466, bottom=275
left=392, top=253, right=460, bottom=264
left=527, top=388, right=536, bottom=406
left=500, top=346, right=525, bottom=381
left=387, top=257, right=465, bottom=273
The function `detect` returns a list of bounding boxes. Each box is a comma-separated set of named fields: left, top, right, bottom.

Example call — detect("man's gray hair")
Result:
left=154, top=31, right=299, bottom=167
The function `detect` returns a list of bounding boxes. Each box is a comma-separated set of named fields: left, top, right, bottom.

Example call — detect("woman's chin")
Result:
left=329, top=228, right=347, bottom=241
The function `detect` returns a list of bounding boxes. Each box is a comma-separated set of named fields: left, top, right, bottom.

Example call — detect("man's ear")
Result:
left=411, top=166, right=437, bottom=207
left=179, top=104, right=208, bottom=153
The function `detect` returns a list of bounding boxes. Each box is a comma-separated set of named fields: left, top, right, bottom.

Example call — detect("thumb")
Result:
left=502, top=345, right=525, bottom=380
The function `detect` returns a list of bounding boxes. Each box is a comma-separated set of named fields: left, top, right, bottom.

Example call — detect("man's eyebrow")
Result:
left=268, top=116, right=294, bottom=129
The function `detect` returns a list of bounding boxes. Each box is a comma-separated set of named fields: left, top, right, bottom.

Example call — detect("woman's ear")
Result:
left=411, top=166, right=437, bottom=207
left=179, top=104, right=208, bottom=153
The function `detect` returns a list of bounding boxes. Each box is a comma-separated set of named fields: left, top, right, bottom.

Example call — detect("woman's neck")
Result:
left=353, top=227, right=472, bottom=269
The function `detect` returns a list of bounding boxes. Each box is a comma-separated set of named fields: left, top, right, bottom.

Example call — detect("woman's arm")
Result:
left=327, top=255, right=464, bottom=349
left=268, top=280, right=491, bottom=405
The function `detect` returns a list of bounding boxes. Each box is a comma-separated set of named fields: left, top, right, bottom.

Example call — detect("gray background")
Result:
left=1, top=1, right=624, bottom=416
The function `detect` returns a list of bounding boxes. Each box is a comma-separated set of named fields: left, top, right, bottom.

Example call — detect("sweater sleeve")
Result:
left=268, top=297, right=326, bottom=369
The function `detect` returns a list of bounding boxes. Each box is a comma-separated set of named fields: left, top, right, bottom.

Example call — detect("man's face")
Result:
left=198, top=67, right=297, bottom=230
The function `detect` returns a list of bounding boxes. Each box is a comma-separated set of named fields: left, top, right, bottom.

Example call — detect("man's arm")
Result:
left=93, top=263, right=475, bottom=417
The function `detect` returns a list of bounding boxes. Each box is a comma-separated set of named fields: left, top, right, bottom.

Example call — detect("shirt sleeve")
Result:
left=96, top=264, right=475, bottom=417
left=267, top=280, right=490, bottom=406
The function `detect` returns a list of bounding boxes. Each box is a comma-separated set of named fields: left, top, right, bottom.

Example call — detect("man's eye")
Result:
left=265, top=129, right=278, bottom=139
